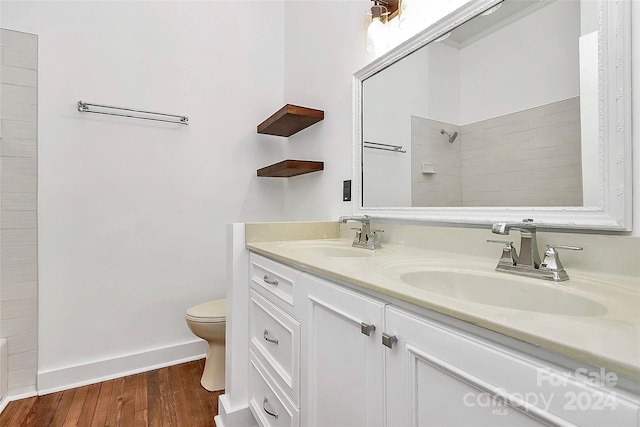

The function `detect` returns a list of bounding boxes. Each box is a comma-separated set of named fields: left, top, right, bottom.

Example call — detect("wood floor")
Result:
left=0, top=359, right=224, bottom=427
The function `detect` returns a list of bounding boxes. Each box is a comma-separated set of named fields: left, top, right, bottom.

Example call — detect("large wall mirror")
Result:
left=354, top=0, right=632, bottom=230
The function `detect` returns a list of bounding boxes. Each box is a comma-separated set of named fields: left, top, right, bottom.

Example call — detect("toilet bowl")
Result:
left=185, top=299, right=226, bottom=391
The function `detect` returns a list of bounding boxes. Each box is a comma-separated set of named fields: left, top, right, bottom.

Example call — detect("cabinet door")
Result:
left=303, top=274, right=385, bottom=427
left=385, top=306, right=640, bottom=427
left=386, top=306, right=550, bottom=427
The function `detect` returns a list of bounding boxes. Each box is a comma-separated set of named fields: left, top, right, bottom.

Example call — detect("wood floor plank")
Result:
left=76, top=383, right=102, bottom=427
left=0, top=360, right=220, bottom=427
left=146, top=369, right=164, bottom=427
left=177, top=362, right=208, bottom=427
left=0, top=396, right=37, bottom=427
left=0, top=395, right=26, bottom=426
left=167, top=364, right=190, bottom=427
left=157, top=367, right=177, bottom=427
left=190, top=361, right=216, bottom=427
left=119, top=375, right=137, bottom=427
left=91, top=379, right=115, bottom=427
left=49, top=388, right=77, bottom=427
left=62, top=385, right=89, bottom=427
left=134, top=373, right=147, bottom=414
left=133, top=408, right=148, bottom=427
left=23, top=391, right=63, bottom=427
left=105, top=376, right=125, bottom=427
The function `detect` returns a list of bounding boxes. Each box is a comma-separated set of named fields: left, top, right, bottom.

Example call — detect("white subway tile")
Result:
left=0, top=102, right=36, bottom=123
left=1, top=85, right=37, bottom=106
left=1, top=315, right=36, bottom=337
left=1, top=66, right=37, bottom=87
left=1, top=297, right=37, bottom=319
left=1, top=120, right=36, bottom=139
left=7, top=351, right=36, bottom=371
left=1, top=263, right=37, bottom=284
left=0, top=210, right=37, bottom=229
left=1, top=157, right=36, bottom=176
left=0, top=174, right=37, bottom=192
left=7, top=384, right=37, bottom=396
left=0, top=139, right=36, bottom=158
left=7, top=333, right=37, bottom=355
left=1, top=228, right=37, bottom=247
left=0, top=30, right=37, bottom=54
left=2, top=49, right=37, bottom=70
left=8, top=367, right=37, bottom=389
left=1, top=246, right=37, bottom=265
left=0, top=282, right=37, bottom=301
left=1, top=192, right=37, bottom=211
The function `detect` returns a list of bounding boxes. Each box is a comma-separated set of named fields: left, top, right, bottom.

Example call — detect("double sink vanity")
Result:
left=216, top=220, right=640, bottom=427
left=213, top=0, right=638, bottom=425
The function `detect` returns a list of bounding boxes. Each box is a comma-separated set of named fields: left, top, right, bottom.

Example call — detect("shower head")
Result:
left=440, top=128, right=459, bottom=143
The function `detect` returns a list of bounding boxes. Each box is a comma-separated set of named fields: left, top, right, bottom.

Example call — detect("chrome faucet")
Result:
left=489, top=221, right=582, bottom=282
left=339, top=215, right=383, bottom=250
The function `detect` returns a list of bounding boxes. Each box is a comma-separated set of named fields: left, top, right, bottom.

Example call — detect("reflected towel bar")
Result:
left=363, top=141, right=406, bottom=153
left=77, top=101, right=189, bottom=125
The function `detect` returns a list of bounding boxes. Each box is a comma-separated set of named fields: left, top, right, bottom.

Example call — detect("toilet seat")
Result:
left=186, top=299, right=226, bottom=323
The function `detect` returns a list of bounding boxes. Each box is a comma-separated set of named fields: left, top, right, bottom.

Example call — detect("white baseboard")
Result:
left=0, top=389, right=38, bottom=416
left=37, top=339, right=207, bottom=395
left=215, top=394, right=257, bottom=427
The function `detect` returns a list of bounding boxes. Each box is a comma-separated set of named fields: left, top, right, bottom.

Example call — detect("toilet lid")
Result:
left=186, top=299, right=226, bottom=322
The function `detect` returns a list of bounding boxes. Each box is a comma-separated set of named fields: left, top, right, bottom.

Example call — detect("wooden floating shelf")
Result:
left=257, top=160, right=324, bottom=178
left=257, top=104, right=324, bottom=137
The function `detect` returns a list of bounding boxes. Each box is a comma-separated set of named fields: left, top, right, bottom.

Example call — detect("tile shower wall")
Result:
left=0, top=29, right=38, bottom=396
left=411, top=97, right=582, bottom=207
left=411, top=116, right=462, bottom=207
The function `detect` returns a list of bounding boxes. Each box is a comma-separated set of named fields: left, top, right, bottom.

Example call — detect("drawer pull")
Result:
left=262, top=397, right=279, bottom=419
left=263, top=274, right=279, bottom=286
left=263, top=329, right=279, bottom=345
left=382, top=332, right=398, bottom=349
left=360, top=322, right=376, bottom=336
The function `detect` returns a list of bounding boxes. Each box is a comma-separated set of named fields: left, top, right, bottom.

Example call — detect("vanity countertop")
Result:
left=246, top=237, right=640, bottom=381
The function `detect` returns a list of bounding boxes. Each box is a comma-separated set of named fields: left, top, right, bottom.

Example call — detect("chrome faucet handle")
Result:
left=487, top=239, right=518, bottom=266
left=369, top=229, right=384, bottom=244
left=540, top=244, right=583, bottom=281
left=339, top=215, right=371, bottom=224
left=491, top=221, right=540, bottom=268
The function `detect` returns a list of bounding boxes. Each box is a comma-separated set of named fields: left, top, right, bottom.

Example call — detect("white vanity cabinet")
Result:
left=302, top=273, right=386, bottom=427
left=384, top=306, right=640, bottom=427
left=245, top=252, right=640, bottom=427
left=248, top=253, right=303, bottom=427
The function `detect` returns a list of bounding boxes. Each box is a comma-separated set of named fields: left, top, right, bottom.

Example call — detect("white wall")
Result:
left=459, top=0, right=580, bottom=124
left=2, top=0, right=286, bottom=390
left=282, top=0, right=370, bottom=220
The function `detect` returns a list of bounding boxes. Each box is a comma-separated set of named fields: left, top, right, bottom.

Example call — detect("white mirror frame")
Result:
left=353, top=0, right=632, bottom=231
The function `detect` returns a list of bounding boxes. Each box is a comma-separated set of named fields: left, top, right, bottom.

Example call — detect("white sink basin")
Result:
left=385, top=263, right=607, bottom=317
left=278, top=241, right=394, bottom=258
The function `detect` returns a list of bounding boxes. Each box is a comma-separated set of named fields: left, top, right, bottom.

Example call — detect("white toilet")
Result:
left=185, top=298, right=226, bottom=391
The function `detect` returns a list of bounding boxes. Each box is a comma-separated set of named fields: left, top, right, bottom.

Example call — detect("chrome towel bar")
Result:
left=363, top=141, right=406, bottom=153
left=77, top=101, right=189, bottom=125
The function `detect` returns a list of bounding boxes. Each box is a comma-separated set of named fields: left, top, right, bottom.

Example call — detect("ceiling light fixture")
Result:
left=366, top=0, right=391, bottom=53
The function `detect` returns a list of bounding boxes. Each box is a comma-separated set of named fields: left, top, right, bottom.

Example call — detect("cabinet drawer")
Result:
left=250, top=289, right=300, bottom=404
left=249, top=349, right=299, bottom=427
left=250, top=253, right=298, bottom=312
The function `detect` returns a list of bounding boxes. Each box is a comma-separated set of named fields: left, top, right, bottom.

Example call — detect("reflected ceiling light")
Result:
left=480, top=3, right=502, bottom=16
left=434, top=31, right=451, bottom=42
left=366, top=0, right=391, bottom=53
